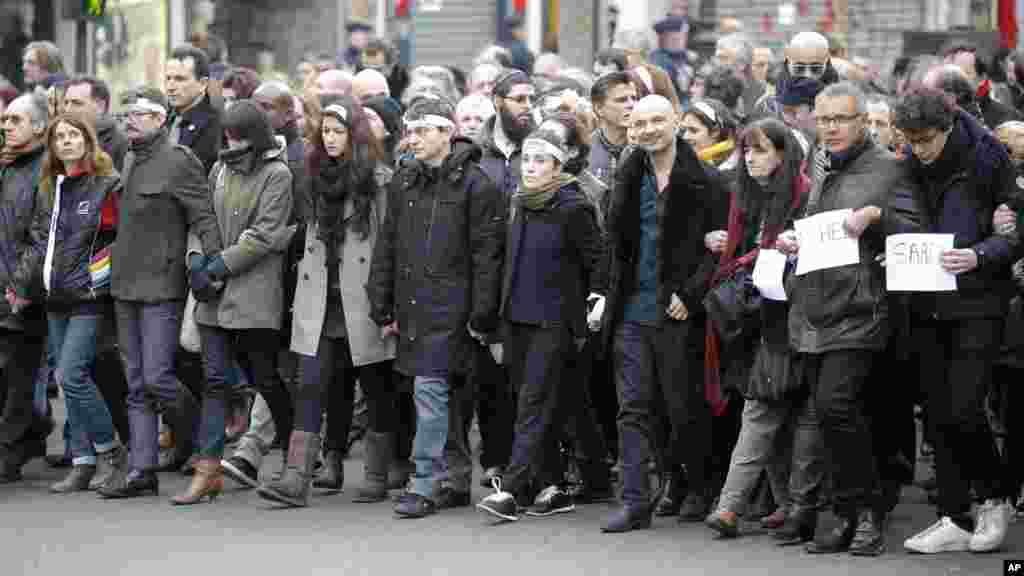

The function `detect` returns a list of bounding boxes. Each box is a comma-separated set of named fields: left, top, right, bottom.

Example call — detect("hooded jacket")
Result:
left=195, top=138, right=293, bottom=330
left=368, top=137, right=506, bottom=377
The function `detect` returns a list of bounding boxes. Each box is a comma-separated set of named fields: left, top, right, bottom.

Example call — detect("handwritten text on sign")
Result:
left=794, top=209, right=860, bottom=275
left=885, top=233, right=956, bottom=292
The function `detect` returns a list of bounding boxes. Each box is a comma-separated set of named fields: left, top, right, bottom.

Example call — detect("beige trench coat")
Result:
left=290, top=168, right=396, bottom=366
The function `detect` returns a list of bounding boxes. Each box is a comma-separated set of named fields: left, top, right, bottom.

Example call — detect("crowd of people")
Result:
left=1, top=9, right=1024, bottom=560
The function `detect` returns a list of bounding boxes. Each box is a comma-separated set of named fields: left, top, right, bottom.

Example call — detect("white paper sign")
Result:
left=753, top=249, right=788, bottom=301
left=793, top=209, right=860, bottom=275
left=885, top=233, right=957, bottom=292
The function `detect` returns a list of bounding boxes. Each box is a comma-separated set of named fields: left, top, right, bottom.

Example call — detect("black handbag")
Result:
left=746, top=339, right=802, bottom=401
left=703, top=268, right=762, bottom=344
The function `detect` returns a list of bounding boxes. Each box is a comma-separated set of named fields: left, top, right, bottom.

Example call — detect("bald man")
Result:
left=754, top=31, right=840, bottom=118
left=352, top=69, right=391, bottom=104
left=315, top=69, right=354, bottom=97
left=599, top=94, right=724, bottom=533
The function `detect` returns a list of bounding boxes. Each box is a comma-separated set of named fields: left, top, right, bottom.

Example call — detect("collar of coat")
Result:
left=170, top=91, right=221, bottom=137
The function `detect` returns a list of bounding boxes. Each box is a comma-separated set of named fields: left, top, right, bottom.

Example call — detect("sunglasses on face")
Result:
left=790, top=62, right=827, bottom=77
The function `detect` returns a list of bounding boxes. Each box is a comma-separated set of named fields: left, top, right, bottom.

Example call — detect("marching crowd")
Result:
left=2, top=9, right=1024, bottom=560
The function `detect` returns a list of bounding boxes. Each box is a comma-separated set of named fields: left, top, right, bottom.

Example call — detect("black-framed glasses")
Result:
left=814, top=113, right=863, bottom=128
left=903, top=129, right=946, bottom=147
left=790, top=62, right=827, bottom=77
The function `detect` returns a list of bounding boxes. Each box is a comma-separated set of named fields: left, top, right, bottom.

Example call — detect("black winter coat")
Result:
left=368, top=138, right=506, bottom=377
left=171, top=91, right=223, bottom=174
left=0, top=146, right=46, bottom=331
left=601, top=137, right=723, bottom=348
left=500, top=182, right=605, bottom=338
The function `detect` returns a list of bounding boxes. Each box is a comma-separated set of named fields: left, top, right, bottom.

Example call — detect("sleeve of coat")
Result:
left=971, top=154, right=1016, bottom=271
left=172, top=147, right=223, bottom=256
left=219, top=167, right=294, bottom=276
left=677, top=170, right=721, bottom=314
left=568, top=201, right=607, bottom=296
left=367, top=175, right=400, bottom=326
left=13, top=187, right=50, bottom=300
left=467, top=169, right=507, bottom=335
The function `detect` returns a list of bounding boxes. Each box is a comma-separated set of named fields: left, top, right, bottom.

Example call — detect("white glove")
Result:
left=586, top=293, right=606, bottom=332
left=489, top=343, right=504, bottom=365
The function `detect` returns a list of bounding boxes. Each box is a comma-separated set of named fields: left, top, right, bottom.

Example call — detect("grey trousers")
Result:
left=716, top=394, right=823, bottom=515
left=233, top=393, right=275, bottom=467
left=115, top=300, right=184, bottom=471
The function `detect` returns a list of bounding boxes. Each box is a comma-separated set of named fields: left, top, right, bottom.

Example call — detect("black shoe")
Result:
left=435, top=486, right=471, bottom=509
left=221, top=456, right=260, bottom=489
left=97, top=469, right=159, bottom=499
left=805, top=514, right=857, bottom=554
left=46, top=453, right=72, bottom=469
left=0, top=451, right=22, bottom=484
left=527, top=485, right=576, bottom=517
left=394, top=493, right=437, bottom=518
left=849, top=510, right=886, bottom=556
left=602, top=503, right=654, bottom=533
left=775, top=510, right=817, bottom=546
left=654, top=470, right=685, bottom=517
left=678, top=493, right=711, bottom=523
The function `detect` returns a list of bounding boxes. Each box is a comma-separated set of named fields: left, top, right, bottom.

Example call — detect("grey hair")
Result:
left=817, top=81, right=868, bottom=113
left=907, top=55, right=943, bottom=88
left=470, top=63, right=501, bottom=87
left=866, top=95, right=892, bottom=111
left=10, top=92, right=48, bottom=130
left=559, top=67, right=595, bottom=96
left=411, top=65, right=462, bottom=104
left=253, top=80, right=293, bottom=100
left=613, top=27, right=653, bottom=54
left=718, top=33, right=754, bottom=68
left=24, top=41, right=64, bottom=74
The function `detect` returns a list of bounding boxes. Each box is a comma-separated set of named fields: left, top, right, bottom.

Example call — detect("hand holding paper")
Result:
left=794, top=209, right=860, bottom=275
left=752, top=249, right=788, bottom=301
left=586, top=294, right=606, bottom=332
left=843, top=206, right=881, bottom=239
left=885, top=234, right=956, bottom=291
left=940, top=248, right=978, bottom=275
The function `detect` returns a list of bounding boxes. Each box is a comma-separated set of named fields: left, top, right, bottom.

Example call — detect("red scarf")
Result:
left=702, top=169, right=809, bottom=416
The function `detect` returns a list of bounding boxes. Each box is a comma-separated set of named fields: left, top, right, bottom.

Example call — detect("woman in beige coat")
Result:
left=257, top=95, right=397, bottom=508
left=172, top=101, right=294, bottom=505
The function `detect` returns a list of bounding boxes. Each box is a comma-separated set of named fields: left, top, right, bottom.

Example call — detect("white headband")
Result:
left=523, top=138, right=567, bottom=163
left=323, top=104, right=350, bottom=124
left=404, top=114, right=455, bottom=131
left=126, top=98, right=167, bottom=116
left=692, top=101, right=718, bottom=125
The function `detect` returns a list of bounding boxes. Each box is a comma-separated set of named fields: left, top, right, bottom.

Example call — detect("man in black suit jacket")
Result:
left=165, top=44, right=223, bottom=174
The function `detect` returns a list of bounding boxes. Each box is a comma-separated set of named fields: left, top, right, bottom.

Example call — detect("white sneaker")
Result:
left=904, top=517, right=972, bottom=554
left=970, top=499, right=1010, bottom=552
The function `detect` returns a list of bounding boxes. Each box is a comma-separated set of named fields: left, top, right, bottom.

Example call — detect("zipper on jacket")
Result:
left=86, top=180, right=106, bottom=300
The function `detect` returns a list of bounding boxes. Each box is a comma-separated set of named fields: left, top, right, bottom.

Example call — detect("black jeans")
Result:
left=614, top=320, right=710, bottom=506
left=468, top=346, right=513, bottom=470
left=501, top=323, right=575, bottom=497
left=296, top=336, right=395, bottom=445
left=198, top=327, right=291, bottom=458
left=917, top=318, right=1006, bottom=521
left=802, top=349, right=880, bottom=515
left=0, top=326, right=47, bottom=448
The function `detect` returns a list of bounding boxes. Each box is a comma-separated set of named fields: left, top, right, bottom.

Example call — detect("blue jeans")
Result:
left=48, top=312, right=116, bottom=466
left=411, top=375, right=451, bottom=499
left=115, top=300, right=184, bottom=471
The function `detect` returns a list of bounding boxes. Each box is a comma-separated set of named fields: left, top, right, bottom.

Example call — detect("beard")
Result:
left=498, top=103, right=534, bottom=144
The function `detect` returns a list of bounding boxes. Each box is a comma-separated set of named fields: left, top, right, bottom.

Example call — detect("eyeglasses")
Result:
left=814, top=114, right=863, bottom=128
left=790, top=62, right=827, bottom=78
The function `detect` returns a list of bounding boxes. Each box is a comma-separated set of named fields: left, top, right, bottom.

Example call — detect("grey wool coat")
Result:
left=195, top=142, right=294, bottom=330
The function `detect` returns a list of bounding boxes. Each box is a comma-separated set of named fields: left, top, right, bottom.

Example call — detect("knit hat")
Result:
left=778, top=77, right=824, bottom=107
left=363, top=95, right=403, bottom=137
left=493, top=68, right=533, bottom=97
left=320, top=95, right=354, bottom=128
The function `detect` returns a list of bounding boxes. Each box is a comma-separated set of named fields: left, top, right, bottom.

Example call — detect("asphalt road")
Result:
left=2, top=409, right=1020, bottom=576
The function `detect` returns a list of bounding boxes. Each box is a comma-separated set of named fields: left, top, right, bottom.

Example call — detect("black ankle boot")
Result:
left=849, top=509, right=886, bottom=556
left=805, top=511, right=857, bottom=554
left=775, top=509, right=817, bottom=546
left=654, top=469, right=685, bottom=516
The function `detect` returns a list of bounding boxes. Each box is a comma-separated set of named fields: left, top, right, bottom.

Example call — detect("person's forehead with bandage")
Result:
left=122, top=90, right=170, bottom=143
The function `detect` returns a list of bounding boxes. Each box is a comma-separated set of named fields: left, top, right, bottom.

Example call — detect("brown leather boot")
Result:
left=170, top=458, right=224, bottom=505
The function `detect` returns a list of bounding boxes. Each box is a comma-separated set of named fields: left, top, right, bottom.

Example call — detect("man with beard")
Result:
left=600, top=95, right=723, bottom=532
left=452, top=69, right=537, bottom=491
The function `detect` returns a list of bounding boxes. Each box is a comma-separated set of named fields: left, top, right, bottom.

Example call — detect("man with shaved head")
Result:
left=599, top=94, right=724, bottom=532
left=352, top=69, right=391, bottom=104
left=315, top=69, right=354, bottom=98
left=755, top=31, right=840, bottom=117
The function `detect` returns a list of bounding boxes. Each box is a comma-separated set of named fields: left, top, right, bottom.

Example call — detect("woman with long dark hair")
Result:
left=703, top=117, right=821, bottom=540
left=35, top=113, right=127, bottom=493
left=257, top=95, right=399, bottom=507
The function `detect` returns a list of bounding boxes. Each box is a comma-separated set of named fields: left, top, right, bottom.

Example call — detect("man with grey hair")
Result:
left=468, top=63, right=501, bottom=96
left=923, top=62, right=1022, bottom=129
left=777, top=81, right=918, bottom=555
left=715, top=33, right=764, bottom=116
left=22, top=41, right=64, bottom=90
left=352, top=69, right=391, bottom=104
left=0, top=92, right=52, bottom=483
